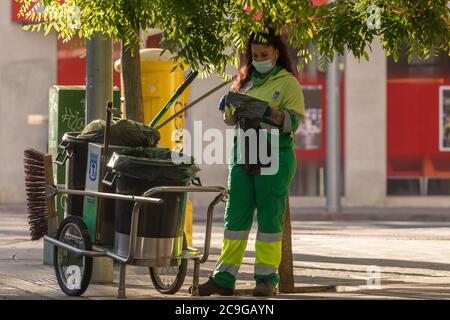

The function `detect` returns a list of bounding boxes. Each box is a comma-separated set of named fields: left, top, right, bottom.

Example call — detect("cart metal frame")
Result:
left=44, top=184, right=227, bottom=298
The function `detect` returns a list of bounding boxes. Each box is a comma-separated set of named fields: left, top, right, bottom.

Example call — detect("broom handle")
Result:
left=102, top=101, right=113, bottom=174
left=154, top=79, right=232, bottom=130
left=44, top=155, right=57, bottom=234
left=149, top=70, right=198, bottom=127
left=99, top=102, right=113, bottom=194
left=93, top=102, right=113, bottom=243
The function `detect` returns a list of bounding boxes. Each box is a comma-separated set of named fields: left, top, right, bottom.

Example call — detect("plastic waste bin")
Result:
left=106, top=149, right=200, bottom=267
left=57, top=132, right=89, bottom=217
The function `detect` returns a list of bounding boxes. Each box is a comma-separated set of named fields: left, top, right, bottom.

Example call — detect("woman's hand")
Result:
left=264, top=109, right=285, bottom=126
left=218, top=95, right=237, bottom=126
left=224, top=115, right=237, bottom=126
left=223, top=105, right=237, bottom=126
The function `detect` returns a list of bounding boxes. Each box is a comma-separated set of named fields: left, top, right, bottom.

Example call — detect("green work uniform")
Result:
left=211, top=67, right=305, bottom=289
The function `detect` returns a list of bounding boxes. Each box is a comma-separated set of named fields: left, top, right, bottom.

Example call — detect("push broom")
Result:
left=23, top=148, right=58, bottom=240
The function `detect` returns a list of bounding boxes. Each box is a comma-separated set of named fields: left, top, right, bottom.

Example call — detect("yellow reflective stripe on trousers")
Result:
left=216, top=261, right=239, bottom=276
left=256, top=232, right=282, bottom=242
left=255, top=239, right=282, bottom=272
left=217, top=238, right=248, bottom=267
left=224, top=230, right=250, bottom=240
left=255, top=265, right=277, bottom=275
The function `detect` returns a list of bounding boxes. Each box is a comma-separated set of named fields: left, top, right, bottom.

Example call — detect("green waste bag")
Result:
left=78, top=119, right=160, bottom=147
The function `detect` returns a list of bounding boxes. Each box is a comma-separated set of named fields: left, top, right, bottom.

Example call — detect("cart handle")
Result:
left=44, top=235, right=106, bottom=257
left=54, top=143, right=73, bottom=166
left=102, top=170, right=117, bottom=187
left=200, top=192, right=225, bottom=263
left=52, top=186, right=164, bottom=205
left=142, top=185, right=227, bottom=198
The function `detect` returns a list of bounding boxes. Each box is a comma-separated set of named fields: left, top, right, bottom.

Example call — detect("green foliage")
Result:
left=18, top=0, right=157, bottom=48
left=17, top=0, right=449, bottom=75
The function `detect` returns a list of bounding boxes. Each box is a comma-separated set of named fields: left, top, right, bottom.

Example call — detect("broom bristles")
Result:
left=23, top=148, right=49, bottom=241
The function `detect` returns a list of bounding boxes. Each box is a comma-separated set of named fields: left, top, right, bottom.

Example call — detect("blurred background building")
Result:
left=1, top=0, right=450, bottom=215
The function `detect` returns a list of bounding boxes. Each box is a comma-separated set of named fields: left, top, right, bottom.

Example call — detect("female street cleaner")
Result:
left=193, top=28, right=305, bottom=296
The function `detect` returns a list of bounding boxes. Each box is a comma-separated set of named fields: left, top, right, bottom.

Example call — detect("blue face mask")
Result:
left=252, top=59, right=275, bottom=74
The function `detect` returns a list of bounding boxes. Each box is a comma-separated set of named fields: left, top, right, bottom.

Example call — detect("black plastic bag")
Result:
left=224, top=92, right=274, bottom=176
left=107, top=147, right=200, bottom=184
left=225, top=92, right=269, bottom=120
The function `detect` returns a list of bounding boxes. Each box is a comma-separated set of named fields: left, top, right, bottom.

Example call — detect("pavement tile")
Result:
left=2, top=206, right=450, bottom=300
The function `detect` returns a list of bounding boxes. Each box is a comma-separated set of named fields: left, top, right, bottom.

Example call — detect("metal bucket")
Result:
left=113, top=175, right=187, bottom=267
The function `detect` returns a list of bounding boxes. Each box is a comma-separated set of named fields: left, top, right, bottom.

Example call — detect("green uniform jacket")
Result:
left=245, top=67, right=305, bottom=150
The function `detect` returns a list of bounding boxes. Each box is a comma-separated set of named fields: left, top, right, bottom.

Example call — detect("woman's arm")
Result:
left=263, top=76, right=305, bottom=130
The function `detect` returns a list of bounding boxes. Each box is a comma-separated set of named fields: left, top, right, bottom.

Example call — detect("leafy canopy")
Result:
left=18, top=0, right=449, bottom=77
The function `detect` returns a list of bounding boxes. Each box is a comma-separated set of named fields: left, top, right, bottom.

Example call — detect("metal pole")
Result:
left=86, top=33, right=113, bottom=124
left=192, top=259, right=200, bottom=296
left=326, top=53, right=341, bottom=213
left=118, top=263, right=127, bottom=299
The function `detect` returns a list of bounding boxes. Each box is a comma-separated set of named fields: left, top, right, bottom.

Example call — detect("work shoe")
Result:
left=253, top=279, right=277, bottom=296
left=189, top=278, right=234, bottom=296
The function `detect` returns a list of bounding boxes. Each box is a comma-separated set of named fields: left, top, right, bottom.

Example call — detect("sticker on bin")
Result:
left=89, top=153, right=98, bottom=181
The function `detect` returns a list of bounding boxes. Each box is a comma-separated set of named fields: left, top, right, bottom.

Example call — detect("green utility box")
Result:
left=47, top=86, right=121, bottom=224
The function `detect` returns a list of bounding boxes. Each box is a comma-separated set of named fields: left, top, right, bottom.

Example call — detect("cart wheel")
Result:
left=149, top=235, right=187, bottom=294
left=53, top=216, right=93, bottom=296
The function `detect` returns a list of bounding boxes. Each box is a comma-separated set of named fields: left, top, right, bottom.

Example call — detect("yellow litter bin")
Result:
left=115, top=48, right=189, bottom=152
left=114, top=48, right=193, bottom=246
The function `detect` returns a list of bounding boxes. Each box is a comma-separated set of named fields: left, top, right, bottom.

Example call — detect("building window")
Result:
left=387, top=49, right=450, bottom=196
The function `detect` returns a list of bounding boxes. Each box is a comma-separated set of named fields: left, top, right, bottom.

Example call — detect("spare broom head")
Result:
left=23, top=148, right=57, bottom=241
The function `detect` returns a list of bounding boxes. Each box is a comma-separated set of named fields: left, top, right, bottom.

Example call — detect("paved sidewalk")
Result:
left=2, top=205, right=450, bottom=300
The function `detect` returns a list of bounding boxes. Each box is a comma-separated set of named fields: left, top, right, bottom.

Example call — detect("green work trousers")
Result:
left=211, top=148, right=297, bottom=289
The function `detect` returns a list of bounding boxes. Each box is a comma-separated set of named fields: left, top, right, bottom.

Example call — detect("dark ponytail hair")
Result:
left=233, top=28, right=295, bottom=92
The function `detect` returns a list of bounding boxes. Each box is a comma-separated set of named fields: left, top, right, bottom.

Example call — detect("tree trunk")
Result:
left=279, top=196, right=295, bottom=293
left=121, top=37, right=144, bottom=122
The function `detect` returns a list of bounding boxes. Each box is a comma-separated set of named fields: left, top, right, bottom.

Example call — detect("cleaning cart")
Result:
left=24, top=71, right=232, bottom=298
left=43, top=177, right=226, bottom=298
